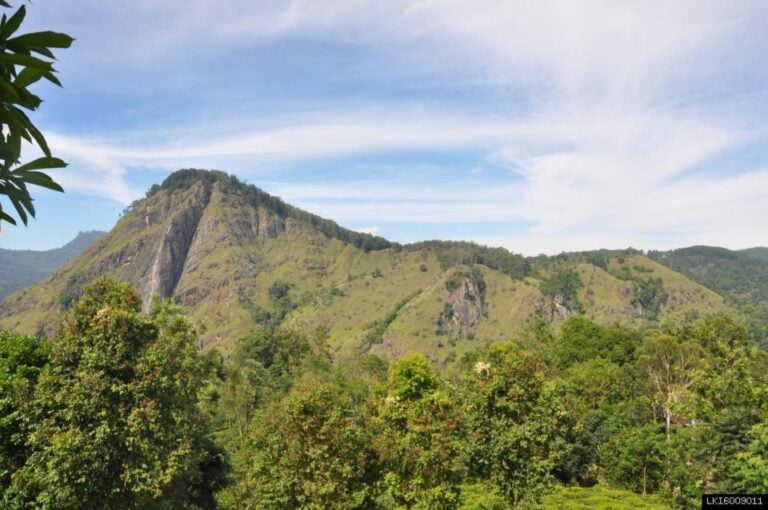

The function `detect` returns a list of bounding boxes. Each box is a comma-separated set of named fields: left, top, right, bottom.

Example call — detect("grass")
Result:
left=541, top=485, right=670, bottom=509
left=460, top=484, right=670, bottom=509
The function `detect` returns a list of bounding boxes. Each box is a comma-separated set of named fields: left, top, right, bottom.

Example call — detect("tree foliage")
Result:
left=540, top=268, right=584, bottom=314
left=226, top=376, right=380, bottom=509
left=0, top=2, right=72, bottom=227
left=0, top=332, right=48, bottom=489
left=0, top=272, right=766, bottom=510
left=731, top=423, right=768, bottom=493
left=376, top=353, right=464, bottom=509
left=601, top=425, right=665, bottom=495
left=6, top=279, right=221, bottom=509
left=461, top=343, right=568, bottom=506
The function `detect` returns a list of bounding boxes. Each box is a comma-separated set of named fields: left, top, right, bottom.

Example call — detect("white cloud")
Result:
left=28, top=0, right=768, bottom=252
left=43, top=104, right=768, bottom=252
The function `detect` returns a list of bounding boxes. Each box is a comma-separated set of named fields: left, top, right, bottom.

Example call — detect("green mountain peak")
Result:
left=0, top=170, right=731, bottom=360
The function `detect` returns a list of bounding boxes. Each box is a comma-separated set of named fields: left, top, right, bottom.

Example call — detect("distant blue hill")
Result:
left=0, top=231, right=105, bottom=300
left=740, top=246, right=768, bottom=261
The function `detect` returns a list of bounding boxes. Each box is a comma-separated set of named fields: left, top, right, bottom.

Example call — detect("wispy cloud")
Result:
left=21, top=0, right=768, bottom=253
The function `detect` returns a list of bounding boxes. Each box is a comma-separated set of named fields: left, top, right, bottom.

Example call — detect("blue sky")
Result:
left=1, top=0, right=767, bottom=254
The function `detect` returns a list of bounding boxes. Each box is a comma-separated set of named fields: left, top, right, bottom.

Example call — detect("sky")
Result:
left=1, top=0, right=767, bottom=254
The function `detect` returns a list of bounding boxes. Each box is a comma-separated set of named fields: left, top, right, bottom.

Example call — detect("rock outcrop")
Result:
left=436, top=269, right=486, bottom=341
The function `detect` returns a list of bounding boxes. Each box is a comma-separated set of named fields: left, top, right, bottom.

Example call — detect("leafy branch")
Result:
left=0, top=3, right=73, bottom=227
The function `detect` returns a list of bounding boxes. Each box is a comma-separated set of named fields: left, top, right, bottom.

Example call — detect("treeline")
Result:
left=2, top=279, right=766, bottom=508
left=403, top=240, right=530, bottom=279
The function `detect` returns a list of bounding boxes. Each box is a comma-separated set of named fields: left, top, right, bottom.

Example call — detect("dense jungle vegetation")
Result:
left=1, top=278, right=765, bottom=509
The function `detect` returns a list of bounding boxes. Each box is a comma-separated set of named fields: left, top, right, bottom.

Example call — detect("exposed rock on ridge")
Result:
left=143, top=183, right=212, bottom=310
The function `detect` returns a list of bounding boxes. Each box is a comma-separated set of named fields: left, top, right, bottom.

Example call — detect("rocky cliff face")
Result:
left=142, top=182, right=212, bottom=309
left=436, top=269, right=486, bottom=341
left=537, top=295, right=573, bottom=322
left=0, top=176, right=290, bottom=331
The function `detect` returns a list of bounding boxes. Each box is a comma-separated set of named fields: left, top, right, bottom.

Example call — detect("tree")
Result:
left=376, top=353, right=464, bottom=509
left=631, top=277, right=668, bottom=320
left=210, top=328, right=312, bottom=453
left=224, top=376, right=381, bottom=509
left=0, top=332, right=48, bottom=490
left=562, top=358, right=623, bottom=412
left=540, top=268, right=584, bottom=317
left=0, top=2, right=72, bottom=227
left=8, top=279, right=221, bottom=509
left=461, top=343, right=568, bottom=507
left=601, top=425, right=665, bottom=495
left=555, top=317, right=640, bottom=368
left=637, top=332, right=702, bottom=441
left=731, top=423, right=768, bottom=492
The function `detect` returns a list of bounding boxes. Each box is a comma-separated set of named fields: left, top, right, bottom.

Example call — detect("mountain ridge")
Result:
left=0, top=169, right=730, bottom=360
left=0, top=230, right=105, bottom=300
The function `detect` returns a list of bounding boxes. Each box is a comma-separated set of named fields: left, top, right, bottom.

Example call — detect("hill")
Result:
left=648, top=245, right=768, bottom=341
left=0, top=231, right=104, bottom=300
left=740, top=246, right=768, bottom=261
left=0, top=169, right=727, bottom=361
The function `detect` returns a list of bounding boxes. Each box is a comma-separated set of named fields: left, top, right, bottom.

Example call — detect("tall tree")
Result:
left=601, top=424, right=665, bottom=495
left=637, top=332, right=702, bottom=441
left=461, top=343, right=568, bottom=507
left=731, top=423, right=768, bottom=493
left=0, top=332, right=48, bottom=491
left=224, top=375, right=380, bottom=509
left=8, top=279, right=220, bottom=509
left=376, top=353, right=464, bottom=510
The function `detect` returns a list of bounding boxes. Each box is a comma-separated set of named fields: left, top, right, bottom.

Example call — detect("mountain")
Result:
left=0, top=170, right=728, bottom=362
left=0, top=231, right=104, bottom=300
left=740, top=246, right=768, bottom=261
left=648, top=245, right=768, bottom=340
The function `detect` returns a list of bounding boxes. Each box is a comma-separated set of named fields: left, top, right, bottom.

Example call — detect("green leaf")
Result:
left=9, top=31, right=74, bottom=49
left=8, top=192, right=28, bottom=224
left=0, top=2, right=12, bottom=9
left=0, top=52, right=52, bottom=70
left=13, top=170, right=63, bottom=192
left=0, top=77, right=20, bottom=102
left=0, top=4, right=25, bottom=39
left=42, top=71, right=61, bottom=87
left=4, top=107, right=34, bottom=143
left=0, top=208, right=18, bottom=225
left=6, top=107, right=50, bottom=156
left=5, top=130, right=21, bottom=164
left=24, top=119, right=51, bottom=157
left=11, top=182, right=36, bottom=216
left=27, top=45, right=55, bottom=59
left=13, top=156, right=66, bottom=173
left=14, top=65, right=45, bottom=88
left=15, top=87, right=42, bottom=109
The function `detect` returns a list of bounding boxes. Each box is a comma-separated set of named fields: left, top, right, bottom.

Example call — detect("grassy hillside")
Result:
left=0, top=171, right=729, bottom=360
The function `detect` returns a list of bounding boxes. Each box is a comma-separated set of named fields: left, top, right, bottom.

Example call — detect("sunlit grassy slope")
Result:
left=0, top=171, right=728, bottom=360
